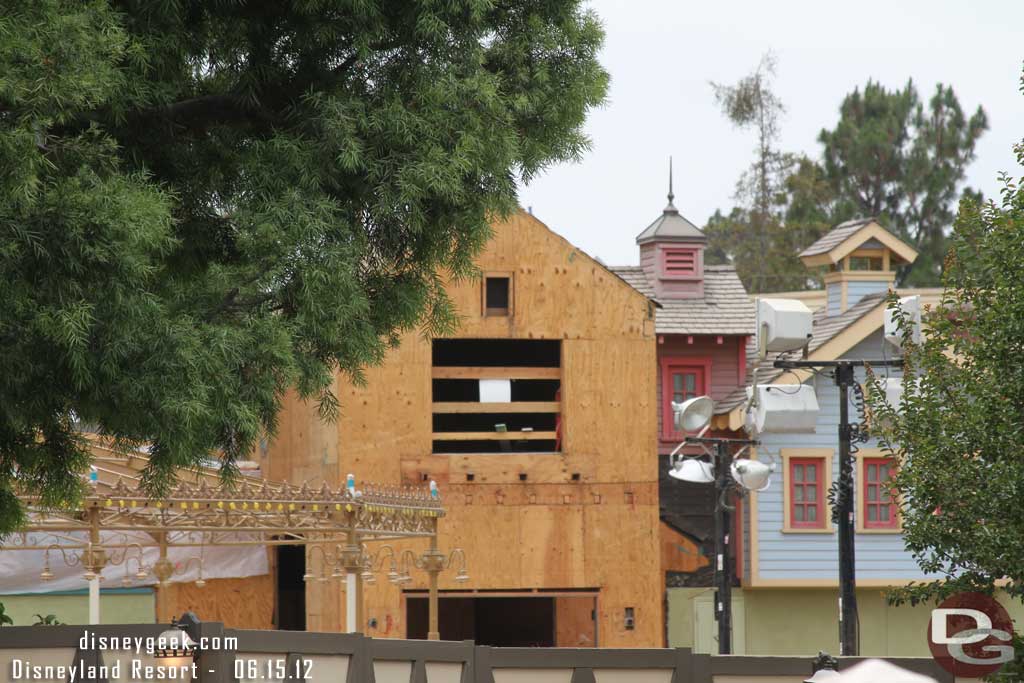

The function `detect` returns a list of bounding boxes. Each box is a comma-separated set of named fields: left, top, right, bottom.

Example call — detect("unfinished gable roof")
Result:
left=714, top=291, right=888, bottom=414
left=799, top=218, right=919, bottom=266
left=609, top=265, right=755, bottom=335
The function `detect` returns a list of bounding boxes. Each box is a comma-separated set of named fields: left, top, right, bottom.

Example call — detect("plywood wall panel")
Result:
left=517, top=506, right=585, bottom=587
left=661, top=523, right=710, bottom=574
left=306, top=573, right=343, bottom=633
left=562, top=338, right=656, bottom=483
left=163, top=575, right=275, bottom=629
left=265, top=211, right=662, bottom=646
left=582, top=503, right=663, bottom=647
left=555, top=596, right=597, bottom=647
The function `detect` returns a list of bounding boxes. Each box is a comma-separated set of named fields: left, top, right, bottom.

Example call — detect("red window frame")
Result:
left=660, top=247, right=698, bottom=279
left=789, top=457, right=826, bottom=529
left=863, top=457, right=899, bottom=529
left=660, top=358, right=711, bottom=440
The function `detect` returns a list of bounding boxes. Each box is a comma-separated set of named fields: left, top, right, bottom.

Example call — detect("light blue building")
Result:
left=668, top=219, right=1024, bottom=656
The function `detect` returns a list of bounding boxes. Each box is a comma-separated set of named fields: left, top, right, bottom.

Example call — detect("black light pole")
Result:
left=683, top=435, right=759, bottom=655
left=834, top=363, right=859, bottom=657
left=713, top=439, right=733, bottom=655
left=772, top=358, right=902, bottom=656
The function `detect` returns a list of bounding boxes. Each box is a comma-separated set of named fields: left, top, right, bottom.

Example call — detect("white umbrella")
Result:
left=839, top=659, right=938, bottom=682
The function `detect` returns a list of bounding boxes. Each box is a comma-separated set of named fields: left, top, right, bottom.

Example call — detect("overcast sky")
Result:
left=517, top=0, right=1024, bottom=267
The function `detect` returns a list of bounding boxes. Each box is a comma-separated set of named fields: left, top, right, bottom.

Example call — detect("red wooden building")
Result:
left=611, top=175, right=755, bottom=591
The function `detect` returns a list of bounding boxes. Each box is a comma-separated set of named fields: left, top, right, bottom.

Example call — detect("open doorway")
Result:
left=275, top=545, right=306, bottom=630
left=406, top=593, right=597, bottom=646
left=407, top=596, right=555, bottom=646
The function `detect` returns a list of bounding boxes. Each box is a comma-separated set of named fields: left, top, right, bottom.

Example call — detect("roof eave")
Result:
left=637, top=234, right=708, bottom=245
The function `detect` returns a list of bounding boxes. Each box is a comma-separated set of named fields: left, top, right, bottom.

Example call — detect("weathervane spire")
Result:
left=665, top=156, right=678, bottom=213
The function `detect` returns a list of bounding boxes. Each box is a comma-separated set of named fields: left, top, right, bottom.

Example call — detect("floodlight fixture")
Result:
left=730, top=458, right=775, bottom=492
left=672, top=395, right=714, bottom=433
left=757, top=298, right=813, bottom=358
left=668, top=458, right=715, bottom=484
left=745, top=384, right=819, bottom=435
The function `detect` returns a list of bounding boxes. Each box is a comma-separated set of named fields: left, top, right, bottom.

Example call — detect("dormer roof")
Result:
left=799, top=217, right=918, bottom=267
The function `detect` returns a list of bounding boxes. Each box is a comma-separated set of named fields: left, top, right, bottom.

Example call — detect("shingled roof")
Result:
left=610, top=264, right=756, bottom=336
left=635, top=204, right=706, bottom=243
left=799, top=217, right=875, bottom=258
left=713, top=291, right=889, bottom=414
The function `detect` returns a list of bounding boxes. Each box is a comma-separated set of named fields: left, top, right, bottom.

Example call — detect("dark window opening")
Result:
left=432, top=379, right=560, bottom=403
left=275, top=545, right=306, bottom=631
left=434, top=439, right=558, bottom=454
left=510, top=379, right=561, bottom=401
left=485, top=277, right=511, bottom=316
left=432, top=340, right=562, bottom=454
left=434, top=412, right=556, bottom=432
left=433, top=339, right=559, bottom=367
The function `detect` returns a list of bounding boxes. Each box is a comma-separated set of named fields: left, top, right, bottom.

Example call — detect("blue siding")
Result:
left=826, top=283, right=842, bottom=316
left=753, top=331, right=936, bottom=582
left=846, top=280, right=889, bottom=308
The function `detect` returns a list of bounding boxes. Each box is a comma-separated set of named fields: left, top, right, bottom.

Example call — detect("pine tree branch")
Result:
left=143, top=94, right=280, bottom=130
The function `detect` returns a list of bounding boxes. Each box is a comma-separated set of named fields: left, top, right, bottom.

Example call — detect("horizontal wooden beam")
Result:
left=432, top=402, right=560, bottom=414
left=431, top=366, right=560, bottom=380
left=432, top=431, right=558, bottom=441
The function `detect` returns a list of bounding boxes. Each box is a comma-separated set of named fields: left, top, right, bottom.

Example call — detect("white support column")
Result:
left=345, top=572, right=357, bottom=632
left=88, top=576, right=100, bottom=625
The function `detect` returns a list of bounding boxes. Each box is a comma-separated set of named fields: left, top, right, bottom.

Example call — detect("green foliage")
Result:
left=816, top=80, right=987, bottom=285
left=0, top=1, right=608, bottom=531
left=32, top=613, right=64, bottom=626
left=0, top=602, right=11, bottom=626
left=867, top=71, right=1024, bottom=609
left=710, top=72, right=986, bottom=292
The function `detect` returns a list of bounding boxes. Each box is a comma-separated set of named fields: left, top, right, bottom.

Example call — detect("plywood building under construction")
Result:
left=263, top=210, right=663, bottom=647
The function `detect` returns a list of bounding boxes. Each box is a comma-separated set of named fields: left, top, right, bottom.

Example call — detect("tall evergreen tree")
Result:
left=706, top=53, right=799, bottom=293
left=710, top=74, right=986, bottom=292
left=0, top=1, right=608, bottom=531
left=818, top=80, right=987, bottom=285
